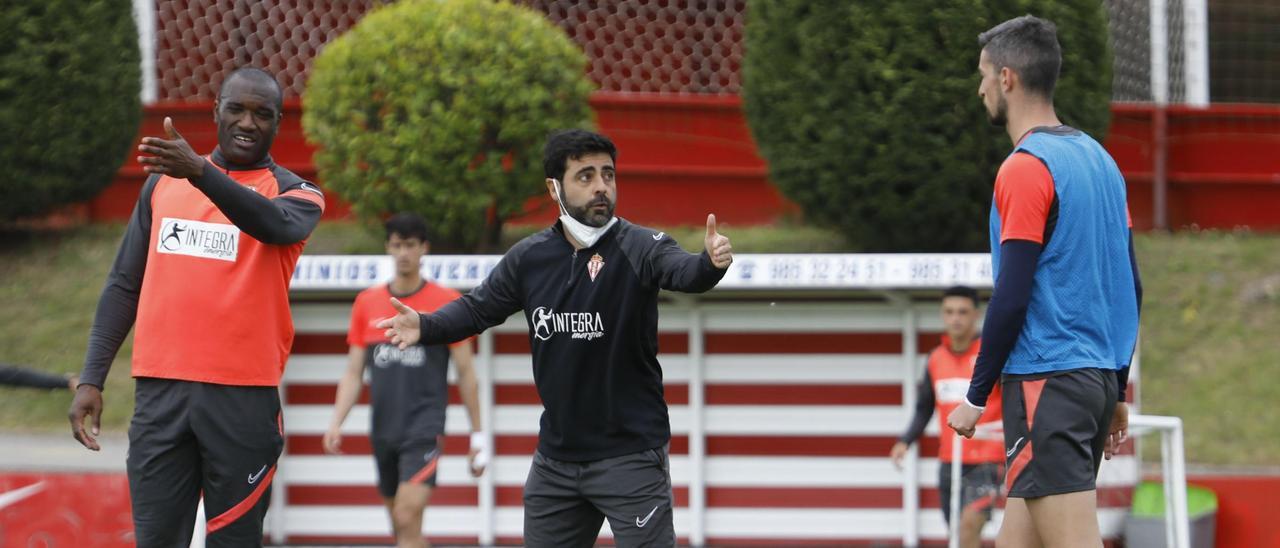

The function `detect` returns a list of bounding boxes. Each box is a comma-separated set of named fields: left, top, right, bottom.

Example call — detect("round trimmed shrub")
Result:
left=303, top=0, right=596, bottom=251
left=0, top=0, right=142, bottom=222
left=743, top=2, right=1112, bottom=251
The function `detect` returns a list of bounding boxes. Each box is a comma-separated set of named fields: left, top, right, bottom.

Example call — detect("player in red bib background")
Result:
left=892, top=286, right=1003, bottom=548
left=324, top=213, right=487, bottom=548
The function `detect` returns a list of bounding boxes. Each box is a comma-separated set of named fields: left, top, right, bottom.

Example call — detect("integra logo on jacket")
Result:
left=532, top=306, right=605, bottom=342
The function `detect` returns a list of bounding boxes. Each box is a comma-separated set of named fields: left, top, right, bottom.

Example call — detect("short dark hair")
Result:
left=978, top=15, right=1061, bottom=99
left=219, top=66, right=284, bottom=110
left=542, top=129, right=617, bottom=182
left=942, top=285, right=980, bottom=308
left=385, top=212, right=431, bottom=242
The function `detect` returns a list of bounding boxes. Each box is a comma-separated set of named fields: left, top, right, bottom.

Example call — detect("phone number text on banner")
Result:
left=291, top=254, right=993, bottom=292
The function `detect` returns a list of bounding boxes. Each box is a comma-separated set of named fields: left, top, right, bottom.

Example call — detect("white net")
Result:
left=151, top=0, right=746, bottom=101
left=1104, top=0, right=1193, bottom=104
left=1205, top=0, right=1280, bottom=103
left=149, top=1, right=1278, bottom=104
left=151, top=1, right=1277, bottom=104
left=153, top=0, right=383, bottom=101
left=524, top=0, right=745, bottom=94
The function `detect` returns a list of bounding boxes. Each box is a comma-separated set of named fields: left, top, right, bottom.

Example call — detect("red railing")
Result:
left=86, top=94, right=1280, bottom=231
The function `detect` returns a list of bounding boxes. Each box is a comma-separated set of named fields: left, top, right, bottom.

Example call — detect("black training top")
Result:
left=419, top=219, right=727, bottom=461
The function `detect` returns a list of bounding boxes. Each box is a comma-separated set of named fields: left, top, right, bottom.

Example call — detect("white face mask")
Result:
left=553, top=179, right=617, bottom=248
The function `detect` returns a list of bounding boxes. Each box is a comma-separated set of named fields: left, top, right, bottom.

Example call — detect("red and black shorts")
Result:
left=1001, top=367, right=1118, bottom=499
left=373, top=437, right=442, bottom=498
left=938, top=462, right=1002, bottom=524
left=127, top=377, right=284, bottom=548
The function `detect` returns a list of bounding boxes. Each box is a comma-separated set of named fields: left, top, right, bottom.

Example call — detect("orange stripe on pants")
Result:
left=207, top=465, right=276, bottom=534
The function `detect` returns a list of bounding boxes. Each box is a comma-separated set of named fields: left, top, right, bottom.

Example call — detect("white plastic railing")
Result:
left=948, top=423, right=1003, bottom=548
left=191, top=498, right=206, bottom=547
left=1129, top=414, right=1191, bottom=548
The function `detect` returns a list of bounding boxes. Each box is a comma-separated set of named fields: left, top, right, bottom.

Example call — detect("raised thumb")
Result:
left=164, top=116, right=181, bottom=140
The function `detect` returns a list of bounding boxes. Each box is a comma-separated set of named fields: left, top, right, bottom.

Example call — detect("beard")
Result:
left=564, top=195, right=616, bottom=227
left=987, top=93, right=1009, bottom=127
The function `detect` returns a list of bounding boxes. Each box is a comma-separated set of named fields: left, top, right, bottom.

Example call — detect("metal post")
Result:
left=949, top=436, right=962, bottom=548
left=1153, top=107, right=1170, bottom=231
left=1161, top=430, right=1176, bottom=546
left=688, top=304, right=707, bottom=547
left=268, top=387, right=287, bottom=543
left=1169, top=419, right=1191, bottom=548
left=1131, top=414, right=1191, bottom=548
left=1182, top=0, right=1211, bottom=107
left=894, top=294, right=919, bottom=547
left=478, top=330, right=496, bottom=546
left=1151, top=0, right=1169, bottom=106
left=1151, top=0, right=1170, bottom=230
left=131, top=0, right=158, bottom=104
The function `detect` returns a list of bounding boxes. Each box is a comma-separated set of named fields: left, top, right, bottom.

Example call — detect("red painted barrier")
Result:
left=1110, top=103, right=1280, bottom=230
left=1185, top=474, right=1280, bottom=548
left=84, top=95, right=1280, bottom=231
left=2, top=470, right=1275, bottom=545
left=0, top=473, right=134, bottom=547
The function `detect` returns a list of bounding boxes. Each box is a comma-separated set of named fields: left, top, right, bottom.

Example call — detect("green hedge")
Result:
left=743, top=2, right=1112, bottom=251
left=303, top=0, right=595, bottom=251
left=0, top=0, right=142, bottom=222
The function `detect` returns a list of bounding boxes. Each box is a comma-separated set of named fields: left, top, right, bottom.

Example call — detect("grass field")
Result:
left=1132, top=230, right=1280, bottom=466
left=1, top=222, right=1276, bottom=467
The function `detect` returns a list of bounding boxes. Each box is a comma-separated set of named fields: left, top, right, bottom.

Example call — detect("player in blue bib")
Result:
left=948, top=15, right=1142, bottom=548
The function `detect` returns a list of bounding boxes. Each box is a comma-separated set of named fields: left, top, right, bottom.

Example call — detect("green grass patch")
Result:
left=0, top=224, right=136, bottom=432
left=1133, top=230, right=1280, bottom=466
left=1, top=222, right=1276, bottom=468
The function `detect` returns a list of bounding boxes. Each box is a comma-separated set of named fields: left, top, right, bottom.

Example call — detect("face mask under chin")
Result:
left=554, top=179, right=617, bottom=248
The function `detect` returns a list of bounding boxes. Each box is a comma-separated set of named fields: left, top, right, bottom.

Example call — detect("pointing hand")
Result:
left=375, top=297, right=422, bottom=349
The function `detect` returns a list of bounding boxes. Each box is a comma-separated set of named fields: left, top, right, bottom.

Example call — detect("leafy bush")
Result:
left=743, top=2, right=1112, bottom=251
left=0, top=0, right=141, bottom=222
left=303, top=0, right=595, bottom=251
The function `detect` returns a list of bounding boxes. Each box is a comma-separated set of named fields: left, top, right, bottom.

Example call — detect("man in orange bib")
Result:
left=891, top=286, right=1002, bottom=548
left=68, top=67, right=324, bottom=547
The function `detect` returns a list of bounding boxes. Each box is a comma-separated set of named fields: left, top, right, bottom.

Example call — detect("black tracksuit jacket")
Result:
left=419, top=219, right=726, bottom=461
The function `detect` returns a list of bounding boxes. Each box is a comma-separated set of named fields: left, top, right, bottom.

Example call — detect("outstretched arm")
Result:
left=0, top=365, right=73, bottom=390
left=380, top=250, right=524, bottom=349
left=137, top=117, right=324, bottom=244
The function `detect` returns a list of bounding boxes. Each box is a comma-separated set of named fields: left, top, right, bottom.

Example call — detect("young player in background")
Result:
left=891, top=286, right=1002, bottom=548
left=324, top=213, right=487, bottom=548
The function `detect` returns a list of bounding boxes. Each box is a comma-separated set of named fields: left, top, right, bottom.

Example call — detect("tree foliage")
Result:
left=303, top=0, right=596, bottom=250
left=0, top=0, right=141, bottom=222
left=743, top=1, right=1112, bottom=251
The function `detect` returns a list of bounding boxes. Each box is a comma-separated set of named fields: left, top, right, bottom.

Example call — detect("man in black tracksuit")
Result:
left=378, top=129, right=734, bottom=547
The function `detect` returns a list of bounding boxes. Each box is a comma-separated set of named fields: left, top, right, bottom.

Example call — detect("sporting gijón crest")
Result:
left=587, top=253, right=605, bottom=282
